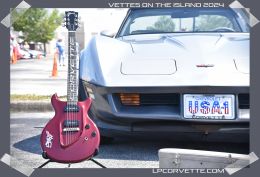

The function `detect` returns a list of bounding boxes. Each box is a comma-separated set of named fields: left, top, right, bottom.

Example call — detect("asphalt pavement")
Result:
left=10, top=112, right=249, bottom=169
left=10, top=112, right=159, bottom=168
left=11, top=57, right=67, bottom=96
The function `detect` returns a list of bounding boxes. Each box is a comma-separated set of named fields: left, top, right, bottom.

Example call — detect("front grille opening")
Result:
left=119, top=93, right=180, bottom=106
left=238, top=94, right=249, bottom=109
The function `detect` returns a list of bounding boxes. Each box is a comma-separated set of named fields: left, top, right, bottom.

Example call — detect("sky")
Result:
left=54, top=8, right=128, bottom=41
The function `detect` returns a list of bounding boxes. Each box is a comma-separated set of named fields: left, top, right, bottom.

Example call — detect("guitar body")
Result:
left=40, top=94, right=100, bottom=163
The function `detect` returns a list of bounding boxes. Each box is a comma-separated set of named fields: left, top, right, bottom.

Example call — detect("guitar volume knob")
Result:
left=85, top=124, right=90, bottom=129
left=91, top=131, right=96, bottom=137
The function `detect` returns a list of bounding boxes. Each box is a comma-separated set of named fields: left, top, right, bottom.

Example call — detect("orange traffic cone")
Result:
left=51, top=50, right=58, bottom=77
left=11, top=49, right=17, bottom=64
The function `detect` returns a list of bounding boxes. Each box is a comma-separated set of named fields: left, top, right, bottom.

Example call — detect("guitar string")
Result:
left=71, top=32, right=76, bottom=145
left=72, top=32, right=76, bottom=145
left=74, top=35, right=78, bottom=144
left=75, top=36, right=78, bottom=144
left=71, top=32, right=75, bottom=145
left=67, top=33, right=70, bottom=146
left=68, top=33, right=70, bottom=145
left=74, top=33, right=78, bottom=144
left=75, top=37, right=77, bottom=144
left=71, top=32, right=74, bottom=145
left=64, top=37, right=69, bottom=145
left=69, top=32, right=72, bottom=145
left=66, top=34, right=69, bottom=146
left=71, top=35, right=74, bottom=145
left=71, top=38, right=73, bottom=145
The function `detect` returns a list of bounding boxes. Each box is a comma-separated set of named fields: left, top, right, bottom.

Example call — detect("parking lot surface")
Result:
left=10, top=112, right=249, bottom=169
left=11, top=57, right=67, bottom=96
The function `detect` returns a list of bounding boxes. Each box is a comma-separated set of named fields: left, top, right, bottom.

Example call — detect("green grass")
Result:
left=10, top=94, right=67, bottom=101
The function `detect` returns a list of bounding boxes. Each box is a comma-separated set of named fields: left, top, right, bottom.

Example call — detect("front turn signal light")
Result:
left=119, top=93, right=140, bottom=106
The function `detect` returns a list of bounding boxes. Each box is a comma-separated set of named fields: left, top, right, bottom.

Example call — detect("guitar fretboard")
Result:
left=67, top=31, right=78, bottom=105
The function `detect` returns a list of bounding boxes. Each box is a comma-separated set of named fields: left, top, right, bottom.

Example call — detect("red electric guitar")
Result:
left=40, top=11, right=100, bottom=163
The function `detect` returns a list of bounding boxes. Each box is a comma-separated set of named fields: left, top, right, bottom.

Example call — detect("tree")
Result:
left=195, top=15, right=233, bottom=31
left=12, top=8, right=63, bottom=53
left=147, top=16, right=175, bottom=32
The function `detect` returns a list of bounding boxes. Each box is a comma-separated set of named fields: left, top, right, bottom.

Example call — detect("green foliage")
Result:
left=11, top=94, right=66, bottom=101
left=196, top=15, right=233, bottom=31
left=12, top=8, right=63, bottom=44
left=147, top=16, right=175, bottom=32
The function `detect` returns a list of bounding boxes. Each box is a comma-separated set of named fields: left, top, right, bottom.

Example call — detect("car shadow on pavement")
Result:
left=12, top=134, right=249, bottom=161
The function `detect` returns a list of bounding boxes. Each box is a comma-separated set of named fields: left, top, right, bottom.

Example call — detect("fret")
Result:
left=67, top=31, right=79, bottom=105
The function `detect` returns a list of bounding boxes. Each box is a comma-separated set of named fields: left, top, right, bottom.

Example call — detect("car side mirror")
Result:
left=100, top=30, right=115, bottom=38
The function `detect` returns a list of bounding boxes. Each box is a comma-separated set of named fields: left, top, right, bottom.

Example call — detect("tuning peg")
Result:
left=62, top=22, right=66, bottom=26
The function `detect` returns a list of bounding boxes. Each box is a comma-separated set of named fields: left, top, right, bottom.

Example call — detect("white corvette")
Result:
left=79, top=8, right=249, bottom=143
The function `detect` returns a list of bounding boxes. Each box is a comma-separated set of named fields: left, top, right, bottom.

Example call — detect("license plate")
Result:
left=183, top=94, right=235, bottom=120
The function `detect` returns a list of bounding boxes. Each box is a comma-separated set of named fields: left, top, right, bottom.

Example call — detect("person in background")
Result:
left=24, top=42, right=30, bottom=50
left=56, top=38, right=65, bottom=66
left=10, top=35, right=20, bottom=63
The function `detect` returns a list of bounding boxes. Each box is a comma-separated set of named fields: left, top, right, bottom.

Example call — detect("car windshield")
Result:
left=118, top=8, right=242, bottom=36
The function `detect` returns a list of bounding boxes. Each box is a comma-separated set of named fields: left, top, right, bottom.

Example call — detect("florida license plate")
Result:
left=183, top=94, right=235, bottom=119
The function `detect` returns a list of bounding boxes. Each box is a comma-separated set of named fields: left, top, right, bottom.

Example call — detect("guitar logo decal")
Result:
left=45, top=131, right=53, bottom=148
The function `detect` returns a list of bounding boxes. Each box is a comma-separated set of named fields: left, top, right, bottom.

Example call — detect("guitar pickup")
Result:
left=64, top=105, right=79, bottom=112
left=63, top=127, right=80, bottom=132
left=63, top=120, right=79, bottom=127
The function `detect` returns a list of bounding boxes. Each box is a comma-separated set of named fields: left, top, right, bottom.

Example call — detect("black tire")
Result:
left=100, top=136, right=114, bottom=145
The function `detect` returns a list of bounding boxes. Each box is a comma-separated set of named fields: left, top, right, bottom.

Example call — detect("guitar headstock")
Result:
left=64, top=11, right=79, bottom=31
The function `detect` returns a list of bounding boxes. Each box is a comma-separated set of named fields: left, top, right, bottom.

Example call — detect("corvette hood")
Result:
left=80, top=33, right=249, bottom=87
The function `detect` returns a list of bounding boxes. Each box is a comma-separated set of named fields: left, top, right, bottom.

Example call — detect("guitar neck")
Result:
left=67, top=31, right=78, bottom=105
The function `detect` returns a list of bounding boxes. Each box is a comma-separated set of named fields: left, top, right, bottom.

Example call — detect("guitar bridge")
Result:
left=63, top=127, right=80, bottom=132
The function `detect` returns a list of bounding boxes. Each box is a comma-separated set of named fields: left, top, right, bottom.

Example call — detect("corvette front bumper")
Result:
left=81, top=80, right=249, bottom=142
